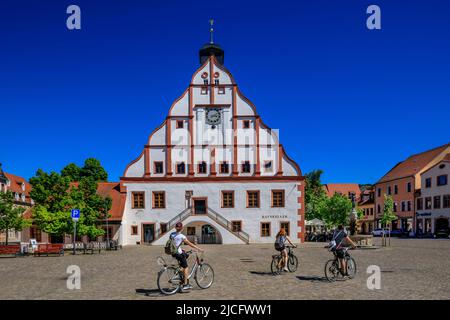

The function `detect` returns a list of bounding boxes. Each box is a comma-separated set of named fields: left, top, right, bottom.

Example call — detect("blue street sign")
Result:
left=71, top=209, right=80, bottom=220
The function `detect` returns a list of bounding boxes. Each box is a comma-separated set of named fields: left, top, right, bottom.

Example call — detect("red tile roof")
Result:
left=3, top=172, right=33, bottom=204
left=69, top=182, right=125, bottom=221
left=377, top=143, right=450, bottom=183
left=323, top=183, right=361, bottom=199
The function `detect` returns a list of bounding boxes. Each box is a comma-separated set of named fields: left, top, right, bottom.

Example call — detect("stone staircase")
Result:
left=151, top=206, right=250, bottom=244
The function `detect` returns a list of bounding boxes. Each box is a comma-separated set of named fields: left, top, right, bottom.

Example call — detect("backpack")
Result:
left=164, top=233, right=180, bottom=255
left=327, top=230, right=343, bottom=252
left=274, top=236, right=285, bottom=250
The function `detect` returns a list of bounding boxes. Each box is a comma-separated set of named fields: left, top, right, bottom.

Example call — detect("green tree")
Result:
left=304, top=170, right=328, bottom=221
left=321, top=193, right=353, bottom=228
left=61, top=163, right=81, bottom=182
left=381, top=195, right=397, bottom=246
left=0, top=191, right=31, bottom=245
left=80, top=158, right=108, bottom=182
left=29, top=160, right=112, bottom=240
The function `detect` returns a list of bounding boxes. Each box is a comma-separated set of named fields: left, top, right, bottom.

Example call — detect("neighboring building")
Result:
left=118, top=40, right=304, bottom=245
left=374, top=143, right=450, bottom=232
left=19, top=182, right=125, bottom=244
left=357, top=188, right=375, bottom=234
left=416, top=154, right=450, bottom=236
left=0, top=164, right=33, bottom=243
left=323, top=183, right=361, bottom=200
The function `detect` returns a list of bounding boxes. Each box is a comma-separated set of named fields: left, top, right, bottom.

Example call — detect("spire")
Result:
left=199, top=19, right=224, bottom=65
left=209, top=19, right=214, bottom=44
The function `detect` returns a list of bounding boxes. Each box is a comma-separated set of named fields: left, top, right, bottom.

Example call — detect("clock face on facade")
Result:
left=205, top=108, right=221, bottom=125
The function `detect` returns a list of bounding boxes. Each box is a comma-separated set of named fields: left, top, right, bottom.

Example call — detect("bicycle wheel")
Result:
left=287, top=254, right=298, bottom=272
left=194, top=263, right=214, bottom=289
left=157, top=267, right=181, bottom=295
left=324, top=259, right=339, bottom=282
left=271, top=256, right=282, bottom=275
left=346, top=257, right=357, bottom=279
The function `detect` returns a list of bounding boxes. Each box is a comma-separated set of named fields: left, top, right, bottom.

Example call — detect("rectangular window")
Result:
left=394, top=185, right=398, bottom=195
left=377, top=188, right=381, bottom=197
left=214, top=79, right=219, bottom=85
left=176, top=120, right=184, bottom=129
left=243, top=120, right=250, bottom=129
left=160, top=223, right=167, bottom=235
left=393, top=202, right=398, bottom=212
left=247, top=191, right=260, bottom=208
left=220, top=162, right=229, bottom=174
left=377, top=204, right=381, bottom=214
left=437, top=175, right=448, bottom=186
left=152, top=191, right=165, bottom=209
left=434, top=196, right=441, bottom=209
left=387, top=186, right=392, bottom=195
left=280, top=222, right=290, bottom=236
left=231, top=221, right=242, bottom=232
left=201, top=87, right=208, bottom=95
left=222, top=191, right=234, bottom=208
left=154, top=162, right=164, bottom=174
left=417, top=198, right=423, bottom=210
left=187, top=227, right=196, bottom=236
left=131, top=226, right=138, bottom=235
left=401, top=201, right=406, bottom=212
left=407, top=201, right=411, bottom=212
left=204, top=79, right=208, bottom=85
left=261, top=222, right=271, bottom=237
left=407, top=182, right=412, bottom=193
left=218, top=86, right=225, bottom=94
left=425, top=197, right=432, bottom=210
left=443, top=195, right=450, bottom=208
left=425, top=178, right=432, bottom=188
left=198, top=162, right=207, bottom=174
left=242, top=161, right=251, bottom=173
left=370, top=208, right=374, bottom=215
left=176, top=162, right=186, bottom=174
left=264, top=161, right=273, bottom=173
left=271, top=190, right=285, bottom=207
left=132, top=192, right=145, bottom=209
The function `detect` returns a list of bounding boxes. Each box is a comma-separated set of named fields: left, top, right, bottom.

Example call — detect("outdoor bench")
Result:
left=0, top=244, right=21, bottom=257
left=33, top=243, right=64, bottom=257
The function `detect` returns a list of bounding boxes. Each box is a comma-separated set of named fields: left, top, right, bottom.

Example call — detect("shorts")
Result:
left=275, top=245, right=286, bottom=252
left=172, top=252, right=188, bottom=268
left=335, top=249, right=345, bottom=259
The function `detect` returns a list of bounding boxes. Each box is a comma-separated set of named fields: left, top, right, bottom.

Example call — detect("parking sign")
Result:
left=71, top=209, right=80, bottom=220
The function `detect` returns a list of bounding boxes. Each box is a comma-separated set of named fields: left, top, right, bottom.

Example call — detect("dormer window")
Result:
left=21, top=182, right=26, bottom=191
left=21, top=193, right=26, bottom=202
left=15, top=192, right=19, bottom=201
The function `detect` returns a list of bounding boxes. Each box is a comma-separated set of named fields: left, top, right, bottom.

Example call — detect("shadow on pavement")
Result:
left=135, top=288, right=165, bottom=297
left=249, top=271, right=276, bottom=276
left=296, top=275, right=329, bottom=282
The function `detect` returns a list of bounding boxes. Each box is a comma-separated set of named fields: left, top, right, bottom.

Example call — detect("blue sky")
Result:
left=0, top=0, right=449, bottom=183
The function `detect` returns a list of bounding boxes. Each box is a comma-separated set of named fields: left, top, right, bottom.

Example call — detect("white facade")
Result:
left=416, top=157, right=450, bottom=234
left=119, top=50, right=304, bottom=245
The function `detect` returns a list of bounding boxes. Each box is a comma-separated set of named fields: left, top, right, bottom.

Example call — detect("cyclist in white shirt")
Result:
left=170, top=222, right=203, bottom=291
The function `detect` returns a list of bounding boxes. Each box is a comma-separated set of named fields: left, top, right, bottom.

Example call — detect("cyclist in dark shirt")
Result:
left=332, top=225, right=357, bottom=276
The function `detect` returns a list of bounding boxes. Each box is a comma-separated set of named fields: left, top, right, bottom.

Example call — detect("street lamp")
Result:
left=349, top=194, right=358, bottom=236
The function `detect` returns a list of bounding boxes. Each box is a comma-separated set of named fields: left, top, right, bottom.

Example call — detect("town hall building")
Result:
left=116, top=39, right=305, bottom=245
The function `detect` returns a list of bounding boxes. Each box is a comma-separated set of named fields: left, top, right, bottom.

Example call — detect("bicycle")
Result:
left=324, top=247, right=357, bottom=282
left=270, top=245, right=298, bottom=275
left=157, top=250, right=214, bottom=295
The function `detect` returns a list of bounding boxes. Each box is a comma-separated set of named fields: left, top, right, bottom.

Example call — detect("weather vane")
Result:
left=209, top=19, right=214, bottom=44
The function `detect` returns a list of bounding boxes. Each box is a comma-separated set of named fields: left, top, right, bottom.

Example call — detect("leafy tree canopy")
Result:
left=0, top=191, right=31, bottom=244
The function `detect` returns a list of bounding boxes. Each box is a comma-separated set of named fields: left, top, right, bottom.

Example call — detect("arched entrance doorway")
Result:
left=201, top=224, right=221, bottom=244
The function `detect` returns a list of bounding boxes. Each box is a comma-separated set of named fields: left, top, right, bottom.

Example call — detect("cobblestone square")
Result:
left=1, top=238, right=450, bottom=300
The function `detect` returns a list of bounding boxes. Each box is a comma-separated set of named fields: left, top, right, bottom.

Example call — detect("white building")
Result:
left=117, top=41, right=305, bottom=245
left=416, top=154, right=450, bottom=236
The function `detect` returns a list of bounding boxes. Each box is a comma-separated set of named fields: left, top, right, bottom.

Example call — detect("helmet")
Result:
left=175, top=222, right=183, bottom=228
